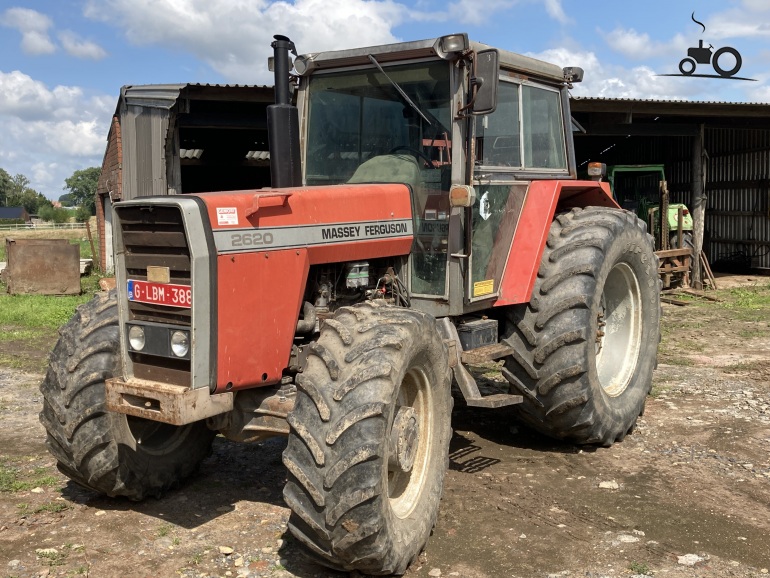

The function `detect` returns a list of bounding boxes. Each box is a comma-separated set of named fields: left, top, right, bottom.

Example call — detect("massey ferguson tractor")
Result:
left=40, top=34, right=660, bottom=575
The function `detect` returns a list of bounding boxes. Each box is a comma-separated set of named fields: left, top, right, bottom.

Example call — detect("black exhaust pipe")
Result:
left=268, top=35, right=302, bottom=188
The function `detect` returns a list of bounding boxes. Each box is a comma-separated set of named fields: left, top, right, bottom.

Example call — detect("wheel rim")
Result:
left=595, top=262, right=642, bottom=397
left=387, top=364, right=432, bottom=519
left=126, top=416, right=191, bottom=456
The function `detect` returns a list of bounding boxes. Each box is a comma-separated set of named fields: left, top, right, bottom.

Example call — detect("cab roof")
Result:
left=299, top=34, right=567, bottom=85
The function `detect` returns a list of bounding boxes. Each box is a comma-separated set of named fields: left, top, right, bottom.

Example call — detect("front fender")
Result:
left=494, top=180, right=617, bottom=306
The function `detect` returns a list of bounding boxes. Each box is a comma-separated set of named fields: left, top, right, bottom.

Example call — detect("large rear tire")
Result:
left=503, top=207, right=660, bottom=446
left=39, top=290, right=215, bottom=500
left=283, top=302, right=451, bottom=575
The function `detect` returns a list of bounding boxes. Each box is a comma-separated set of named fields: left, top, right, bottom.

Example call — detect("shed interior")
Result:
left=174, top=86, right=273, bottom=194
left=571, top=98, right=770, bottom=273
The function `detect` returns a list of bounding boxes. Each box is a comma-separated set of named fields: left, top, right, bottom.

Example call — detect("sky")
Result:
left=1, top=0, right=769, bottom=200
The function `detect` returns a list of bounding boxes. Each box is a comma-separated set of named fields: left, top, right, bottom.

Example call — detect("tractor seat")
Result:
left=347, top=154, right=420, bottom=190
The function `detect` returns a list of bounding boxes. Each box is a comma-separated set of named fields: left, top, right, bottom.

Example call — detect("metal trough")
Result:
left=4, top=238, right=80, bottom=295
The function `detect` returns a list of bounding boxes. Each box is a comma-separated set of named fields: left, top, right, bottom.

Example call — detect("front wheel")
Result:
left=39, top=291, right=215, bottom=500
left=503, top=207, right=660, bottom=446
left=679, top=57, right=696, bottom=75
left=283, top=302, right=451, bottom=575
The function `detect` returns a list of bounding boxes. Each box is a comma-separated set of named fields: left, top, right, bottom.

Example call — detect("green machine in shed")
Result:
left=607, top=164, right=693, bottom=250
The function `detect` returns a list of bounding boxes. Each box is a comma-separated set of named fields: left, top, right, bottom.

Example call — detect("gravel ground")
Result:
left=1, top=277, right=770, bottom=578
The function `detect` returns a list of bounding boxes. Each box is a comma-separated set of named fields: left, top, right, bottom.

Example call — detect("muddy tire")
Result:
left=39, top=290, right=215, bottom=500
left=669, top=231, right=694, bottom=250
left=503, top=207, right=660, bottom=446
left=283, top=302, right=451, bottom=575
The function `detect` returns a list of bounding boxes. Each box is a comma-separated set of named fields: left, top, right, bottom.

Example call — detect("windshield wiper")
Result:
left=367, top=54, right=433, bottom=127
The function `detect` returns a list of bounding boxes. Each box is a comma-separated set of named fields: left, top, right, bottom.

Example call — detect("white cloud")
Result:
left=84, top=0, right=410, bottom=83
left=59, top=30, right=108, bottom=60
left=445, top=0, right=516, bottom=26
left=696, top=5, right=770, bottom=41
left=543, top=0, right=569, bottom=25
left=601, top=27, right=688, bottom=61
left=531, top=47, right=716, bottom=101
left=0, top=70, right=113, bottom=198
left=0, top=7, right=56, bottom=55
left=82, top=0, right=569, bottom=82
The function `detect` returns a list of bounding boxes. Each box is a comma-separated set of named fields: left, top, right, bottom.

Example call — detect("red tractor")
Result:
left=40, top=34, right=660, bottom=575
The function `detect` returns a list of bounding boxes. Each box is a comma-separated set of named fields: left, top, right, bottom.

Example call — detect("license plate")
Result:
left=127, top=279, right=191, bottom=308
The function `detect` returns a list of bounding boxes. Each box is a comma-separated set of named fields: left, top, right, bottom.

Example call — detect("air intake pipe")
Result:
left=268, top=35, right=302, bottom=188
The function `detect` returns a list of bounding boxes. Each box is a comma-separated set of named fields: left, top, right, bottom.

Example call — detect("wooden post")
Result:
left=85, top=220, right=98, bottom=273
left=660, top=180, right=669, bottom=250
left=691, top=124, right=706, bottom=290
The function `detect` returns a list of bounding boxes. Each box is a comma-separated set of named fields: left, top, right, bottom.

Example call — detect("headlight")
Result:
left=128, top=325, right=145, bottom=351
left=170, top=331, right=190, bottom=358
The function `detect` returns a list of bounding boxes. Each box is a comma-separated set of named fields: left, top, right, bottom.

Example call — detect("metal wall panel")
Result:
left=704, top=128, right=770, bottom=269
left=580, top=128, right=770, bottom=269
left=122, top=106, right=171, bottom=200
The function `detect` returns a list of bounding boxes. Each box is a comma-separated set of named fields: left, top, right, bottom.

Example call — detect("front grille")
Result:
left=117, top=206, right=192, bottom=326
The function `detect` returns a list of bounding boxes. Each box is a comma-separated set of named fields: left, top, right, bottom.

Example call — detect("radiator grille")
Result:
left=117, top=206, right=192, bottom=326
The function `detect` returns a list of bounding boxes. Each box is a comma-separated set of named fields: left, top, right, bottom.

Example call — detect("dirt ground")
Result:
left=2, top=275, right=770, bottom=578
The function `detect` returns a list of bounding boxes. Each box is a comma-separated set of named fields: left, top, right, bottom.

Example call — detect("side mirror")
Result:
left=472, top=49, right=499, bottom=115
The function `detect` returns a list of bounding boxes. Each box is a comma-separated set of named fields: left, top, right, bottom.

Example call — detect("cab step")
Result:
left=436, top=318, right=523, bottom=409
left=461, top=343, right=514, bottom=365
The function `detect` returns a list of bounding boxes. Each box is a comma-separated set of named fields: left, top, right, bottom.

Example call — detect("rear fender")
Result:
left=494, top=180, right=617, bottom=306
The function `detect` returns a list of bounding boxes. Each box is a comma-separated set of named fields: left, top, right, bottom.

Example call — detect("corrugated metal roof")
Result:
left=572, top=96, right=770, bottom=107
left=570, top=96, right=770, bottom=118
left=121, top=83, right=273, bottom=109
left=186, top=82, right=272, bottom=89
left=122, top=84, right=184, bottom=109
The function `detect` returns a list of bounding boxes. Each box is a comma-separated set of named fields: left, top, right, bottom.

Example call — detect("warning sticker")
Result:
left=473, top=279, right=494, bottom=297
left=217, top=207, right=239, bottom=226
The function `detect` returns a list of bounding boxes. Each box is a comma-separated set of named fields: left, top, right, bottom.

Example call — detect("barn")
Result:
left=95, top=83, right=275, bottom=271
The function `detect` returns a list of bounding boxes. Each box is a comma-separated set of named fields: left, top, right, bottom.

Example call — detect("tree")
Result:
left=6, top=174, right=48, bottom=214
left=75, top=205, right=91, bottom=223
left=0, top=168, right=11, bottom=206
left=39, top=204, right=70, bottom=224
left=64, top=167, right=100, bottom=216
left=59, top=193, right=74, bottom=207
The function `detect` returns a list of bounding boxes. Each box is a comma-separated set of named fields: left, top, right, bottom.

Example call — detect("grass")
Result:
left=0, top=279, right=100, bottom=329
left=722, top=359, right=769, bottom=374
left=629, top=560, right=652, bottom=575
left=0, top=272, right=103, bottom=372
left=0, top=225, right=97, bottom=261
left=35, top=543, right=78, bottom=567
left=188, top=551, right=203, bottom=565
left=157, top=523, right=172, bottom=537
left=18, top=501, right=70, bottom=515
left=0, top=461, right=59, bottom=493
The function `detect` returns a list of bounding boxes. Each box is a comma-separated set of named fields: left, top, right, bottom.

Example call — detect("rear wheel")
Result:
left=39, top=290, right=215, bottom=500
left=283, top=302, right=451, bottom=575
left=503, top=207, right=660, bottom=446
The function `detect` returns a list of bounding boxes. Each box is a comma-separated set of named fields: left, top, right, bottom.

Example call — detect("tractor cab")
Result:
left=294, top=34, right=579, bottom=314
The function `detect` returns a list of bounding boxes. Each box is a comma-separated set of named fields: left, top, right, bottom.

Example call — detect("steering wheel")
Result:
left=388, top=146, right=433, bottom=168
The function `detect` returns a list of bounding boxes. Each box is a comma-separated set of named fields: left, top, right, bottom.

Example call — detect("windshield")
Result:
left=304, top=60, right=452, bottom=185
left=304, top=60, right=453, bottom=297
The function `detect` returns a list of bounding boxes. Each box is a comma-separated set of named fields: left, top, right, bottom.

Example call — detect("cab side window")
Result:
left=475, top=81, right=520, bottom=168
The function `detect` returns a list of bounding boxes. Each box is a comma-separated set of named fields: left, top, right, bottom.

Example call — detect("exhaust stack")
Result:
left=268, top=35, right=302, bottom=188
